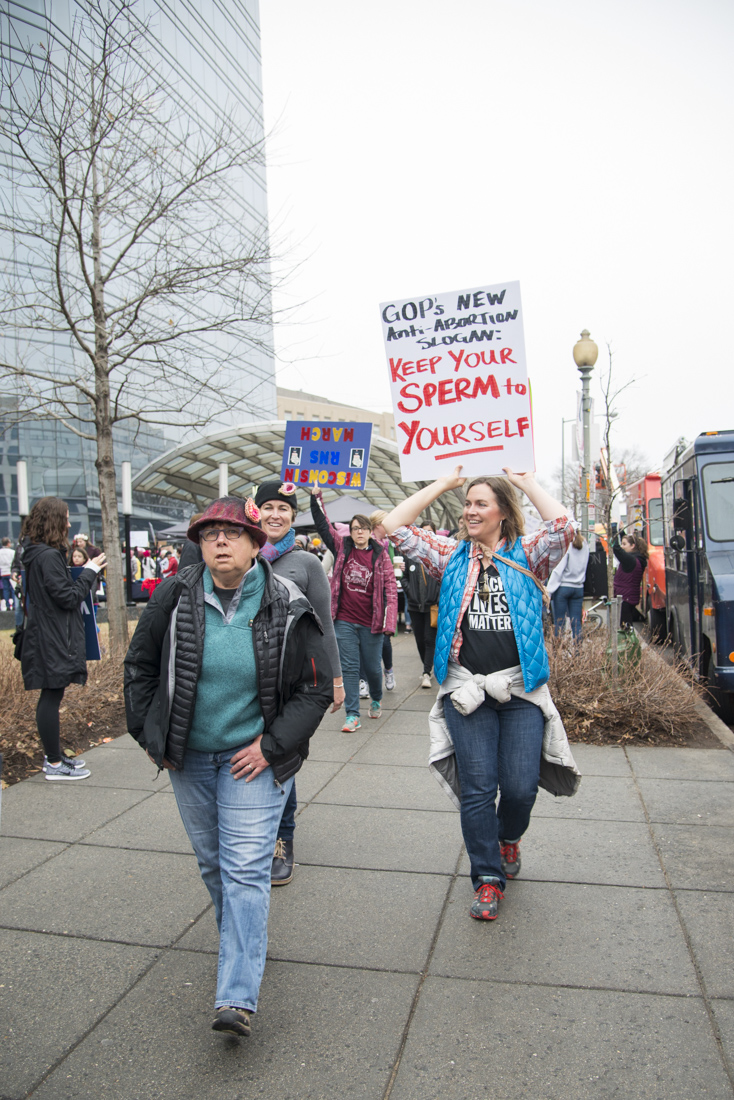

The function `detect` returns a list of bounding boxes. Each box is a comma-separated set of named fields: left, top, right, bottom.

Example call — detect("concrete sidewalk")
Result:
left=1, top=632, right=733, bottom=1099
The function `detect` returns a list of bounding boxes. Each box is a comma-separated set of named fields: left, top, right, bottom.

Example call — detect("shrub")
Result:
left=546, top=631, right=705, bottom=743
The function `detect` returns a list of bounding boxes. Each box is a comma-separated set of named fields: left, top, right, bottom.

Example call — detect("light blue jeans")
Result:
left=169, top=746, right=293, bottom=1013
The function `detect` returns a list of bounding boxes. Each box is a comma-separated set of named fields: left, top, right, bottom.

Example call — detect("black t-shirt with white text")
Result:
left=459, top=563, right=520, bottom=676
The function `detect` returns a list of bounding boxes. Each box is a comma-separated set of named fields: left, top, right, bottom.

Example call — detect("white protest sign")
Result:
left=380, top=280, right=535, bottom=481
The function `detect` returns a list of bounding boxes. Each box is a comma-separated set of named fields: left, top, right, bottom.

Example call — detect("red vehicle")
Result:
left=625, top=473, right=666, bottom=638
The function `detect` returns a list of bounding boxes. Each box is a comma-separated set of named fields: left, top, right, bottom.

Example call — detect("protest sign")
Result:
left=379, top=280, right=535, bottom=480
left=71, top=566, right=101, bottom=660
left=281, top=420, right=373, bottom=490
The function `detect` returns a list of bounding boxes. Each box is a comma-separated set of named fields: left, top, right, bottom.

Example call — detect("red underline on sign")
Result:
left=435, top=446, right=505, bottom=460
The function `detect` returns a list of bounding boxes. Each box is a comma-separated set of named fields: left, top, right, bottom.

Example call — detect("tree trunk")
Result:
left=91, top=164, right=128, bottom=658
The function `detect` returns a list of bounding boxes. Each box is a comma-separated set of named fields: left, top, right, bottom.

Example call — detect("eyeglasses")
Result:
left=350, top=526, right=370, bottom=534
left=200, top=527, right=247, bottom=542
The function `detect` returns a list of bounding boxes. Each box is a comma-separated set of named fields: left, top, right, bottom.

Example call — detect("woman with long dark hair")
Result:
left=383, top=467, right=580, bottom=922
left=613, top=531, right=649, bottom=627
left=20, top=497, right=106, bottom=779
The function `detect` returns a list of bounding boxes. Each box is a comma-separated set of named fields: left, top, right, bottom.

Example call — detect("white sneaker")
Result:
left=359, top=679, right=369, bottom=698
left=44, top=759, right=91, bottom=781
left=384, top=668, right=396, bottom=690
left=421, top=672, right=432, bottom=689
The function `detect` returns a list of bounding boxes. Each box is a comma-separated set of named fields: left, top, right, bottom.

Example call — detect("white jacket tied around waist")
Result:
left=428, top=661, right=582, bottom=808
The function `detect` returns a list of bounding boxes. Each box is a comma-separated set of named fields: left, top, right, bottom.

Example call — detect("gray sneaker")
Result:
left=44, top=759, right=91, bottom=781
left=44, top=755, right=86, bottom=773
left=359, top=679, right=369, bottom=698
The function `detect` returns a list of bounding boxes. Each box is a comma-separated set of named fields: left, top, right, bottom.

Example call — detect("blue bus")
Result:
left=661, top=430, right=734, bottom=722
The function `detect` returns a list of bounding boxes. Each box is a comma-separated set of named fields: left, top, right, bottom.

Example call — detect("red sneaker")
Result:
left=470, top=880, right=503, bottom=920
left=500, top=841, right=521, bottom=879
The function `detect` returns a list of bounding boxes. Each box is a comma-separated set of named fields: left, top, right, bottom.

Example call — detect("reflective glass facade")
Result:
left=0, top=0, right=274, bottom=539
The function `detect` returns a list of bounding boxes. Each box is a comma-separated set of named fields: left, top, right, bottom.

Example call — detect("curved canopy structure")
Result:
left=133, top=421, right=465, bottom=528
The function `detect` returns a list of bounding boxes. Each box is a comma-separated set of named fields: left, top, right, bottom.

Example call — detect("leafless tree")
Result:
left=0, top=0, right=273, bottom=655
left=597, top=344, right=640, bottom=595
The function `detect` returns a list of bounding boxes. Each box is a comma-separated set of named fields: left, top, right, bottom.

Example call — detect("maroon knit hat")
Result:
left=186, top=496, right=267, bottom=548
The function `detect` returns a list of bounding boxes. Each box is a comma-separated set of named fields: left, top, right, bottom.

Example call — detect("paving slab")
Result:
left=430, top=879, right=699, bottom=995
left=0, top=835, right=68, bottom=889
left=390, top=977, right=732, bottom=1100
left=627, top=745, right=734, bottom=781
left=352, top=732, right=430, bottom=767
left=379, top=709, right=434, bottom=736
left=25, top=740, right=170, bottom=790
left=636, top=779, right=734, bottom=826
left=295, top=803, right=464, bottom=874
left=176, top=864, right=451, bottom=972
left=395, top=692, right=438, bottom=712
left=80, top=789, right=191, bottom=854
left=565, top=742, right=632, bottom=776
left=0, top=843, right=210, bottom=946
left=532, top=775, right=646, bottom=822
left=313, top=762, right=454, bottom=812
left=675, top=889, right=734, bottom=998
left=316, top=708, right=390, bottom=731
left=711, top=1000, right=734, bottom=1074
left=307, top=726, right=370, bottom=761
left=652, top=823, right=734, bottom=892
left=0, top=781, right=153, bottom=842
left=290, top=758, right=344, bottom=802
left=31, top=954, right=419, bottom=1100
left=459, top=817, right=667, bottom=888
left=0, top=928, right=158, bottom=1100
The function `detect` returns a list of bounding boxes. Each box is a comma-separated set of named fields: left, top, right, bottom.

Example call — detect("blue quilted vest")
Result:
left=433, top=539, right=549, bottom=693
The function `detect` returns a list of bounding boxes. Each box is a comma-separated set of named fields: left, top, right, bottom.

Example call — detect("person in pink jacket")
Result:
left=310, top=488, right=397, bottom=731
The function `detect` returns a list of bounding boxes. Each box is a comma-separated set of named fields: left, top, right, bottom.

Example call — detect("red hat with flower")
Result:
left=186, top=496, right=267, bottom=547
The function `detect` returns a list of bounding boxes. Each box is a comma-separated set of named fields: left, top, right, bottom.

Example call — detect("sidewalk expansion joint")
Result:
left=625, top=745, right=734, bottom=1092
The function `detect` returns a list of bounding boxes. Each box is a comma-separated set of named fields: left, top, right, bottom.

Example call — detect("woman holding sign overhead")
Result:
left=382, top=467, right=579, bottom=923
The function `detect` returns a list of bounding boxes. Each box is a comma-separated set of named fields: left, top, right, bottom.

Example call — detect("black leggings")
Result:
left=408, top=606, right=437, bottom=674
left=36, top=688, right=66, bottom=763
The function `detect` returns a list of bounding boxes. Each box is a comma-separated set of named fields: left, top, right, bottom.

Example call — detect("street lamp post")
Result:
left=572, top=329, right=599, bottom=542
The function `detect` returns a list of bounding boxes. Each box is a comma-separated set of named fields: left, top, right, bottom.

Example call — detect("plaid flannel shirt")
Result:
left=391, top=517, right=576, bottom=666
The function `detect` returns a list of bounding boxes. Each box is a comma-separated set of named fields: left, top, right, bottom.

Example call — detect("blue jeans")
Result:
left=169, top=747, right=293, bottom=1013
left=552, top=585, right=584, bottom=639
left=443, top=693, right=544, bottom=890
left=1, top=575, right=15, bottom=609
left=334, top=620, right=383, bottom=716
left=278, top=779, right=297, bottom=841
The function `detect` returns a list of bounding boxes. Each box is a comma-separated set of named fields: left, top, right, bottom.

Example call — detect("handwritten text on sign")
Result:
left=281, top=420, right=373, bottom=490
left=380, top=280, right=535, bottom=480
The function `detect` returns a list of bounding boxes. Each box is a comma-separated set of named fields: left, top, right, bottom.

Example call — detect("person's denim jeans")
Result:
left=169, top=747, right=293, bottom=1013
left=552, top=585, right=584, bottom=639
left=334, top=620, right=383, bottom=716
left=278, top=779, right=297, bottom=841
left=443, top=693, right=544, bottom=890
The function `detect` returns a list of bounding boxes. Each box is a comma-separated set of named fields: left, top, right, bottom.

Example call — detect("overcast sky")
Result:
left=259, top=0, right=733, bottom=481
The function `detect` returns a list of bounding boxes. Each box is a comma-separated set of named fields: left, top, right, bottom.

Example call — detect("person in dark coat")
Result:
left=401, top=520, right=442, bottom=688
left=613, top=531, right=649, bottom=627
left=124, top=496, right=333, bottom=1039
left=20, top=497, right=106, bottom=780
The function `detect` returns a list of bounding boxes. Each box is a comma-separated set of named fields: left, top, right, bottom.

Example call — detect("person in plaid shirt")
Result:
left=383, top=465, right=576, bottom=923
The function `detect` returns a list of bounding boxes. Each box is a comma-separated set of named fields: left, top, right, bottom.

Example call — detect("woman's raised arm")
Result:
left=382, top=466, right=465, bottom=535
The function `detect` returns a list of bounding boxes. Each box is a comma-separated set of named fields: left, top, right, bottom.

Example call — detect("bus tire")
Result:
left=648, top=607, right=667, bottom=644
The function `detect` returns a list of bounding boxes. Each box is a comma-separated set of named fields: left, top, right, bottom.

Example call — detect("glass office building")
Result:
left=0, top=0, right=275, bottom=539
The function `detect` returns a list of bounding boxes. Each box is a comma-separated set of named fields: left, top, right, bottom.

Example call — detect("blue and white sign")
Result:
left=281, top=420, right=373, bottom=491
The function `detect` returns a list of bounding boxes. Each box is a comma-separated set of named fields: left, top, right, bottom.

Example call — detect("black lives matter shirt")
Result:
left=459, top=563, right=521, bottom=676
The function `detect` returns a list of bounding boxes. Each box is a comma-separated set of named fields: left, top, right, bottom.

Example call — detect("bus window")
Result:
left=702, top=462, right=734, bottom=542
left=648, top=499, right=664, bottom=545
